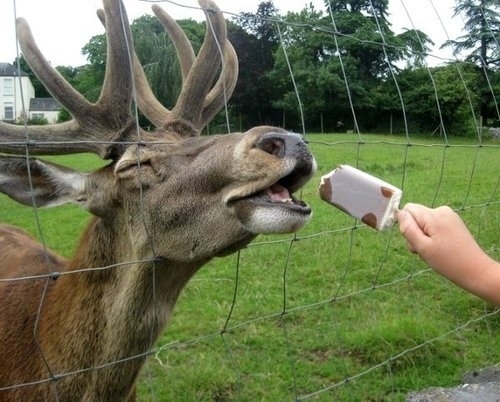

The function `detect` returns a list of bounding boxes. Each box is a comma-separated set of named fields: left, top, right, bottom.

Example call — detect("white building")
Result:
left=0, top=62, right=61, bottom=123
left=0, top=62, right=35, bottom=122
left=29, top=98, right=61, bottom=124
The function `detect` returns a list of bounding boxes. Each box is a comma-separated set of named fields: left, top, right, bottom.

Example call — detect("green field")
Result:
left=1, top=133, right=499, bottom=401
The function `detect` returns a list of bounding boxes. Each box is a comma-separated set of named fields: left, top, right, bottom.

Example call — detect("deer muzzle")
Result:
left=228, top=131, right=316, bottom=234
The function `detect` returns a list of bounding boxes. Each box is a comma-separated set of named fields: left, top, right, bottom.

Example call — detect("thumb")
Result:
left=398, top=208, right=429, bottom=253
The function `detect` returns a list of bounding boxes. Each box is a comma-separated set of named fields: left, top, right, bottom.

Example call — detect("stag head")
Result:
left=0, top=0, right=315, bottom=263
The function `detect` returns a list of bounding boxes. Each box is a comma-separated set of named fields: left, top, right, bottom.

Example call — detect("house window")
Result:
left=4, top=103, right=14, bottom=121
left=3, top=78, right=14, bottom=96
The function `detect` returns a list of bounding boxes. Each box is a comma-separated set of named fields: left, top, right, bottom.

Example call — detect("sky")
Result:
left=0, top=0, right=464, bottom=67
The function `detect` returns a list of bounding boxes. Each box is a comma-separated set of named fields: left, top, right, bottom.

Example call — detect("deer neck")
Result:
left=70, top=215, right=208, bottom=338
left=40, top=216, right=209, bottom=396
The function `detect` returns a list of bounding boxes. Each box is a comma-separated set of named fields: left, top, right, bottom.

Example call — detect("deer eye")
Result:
left=115, top=157, right=154, bottom=179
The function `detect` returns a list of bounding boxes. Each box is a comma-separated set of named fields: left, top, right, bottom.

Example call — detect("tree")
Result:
left=442, top=0, right=500, bottom=123
left=232, top=2, right=282, bottom=127
left=380, top=63, right=482, bottom=136
left=267, top=5, right=354, bottom=131
left=79, top=34, right=107, bottom=102
left=324, top=0, right=432, bottom=77
left=239, top=1, right=280, bottom=46
left=442, top=0, right=500, bottom=69
left=264, top=0, right=433, bottom=131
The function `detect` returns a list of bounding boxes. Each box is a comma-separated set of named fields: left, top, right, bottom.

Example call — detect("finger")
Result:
left=397, top=208, right=418, bottom=235
left=401, top=203, right=435, bottom=236
left=398, top=207, right=431, bottom=253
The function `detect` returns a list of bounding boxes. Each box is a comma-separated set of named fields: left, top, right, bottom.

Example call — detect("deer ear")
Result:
left=0, top=156, right=86, bottom=208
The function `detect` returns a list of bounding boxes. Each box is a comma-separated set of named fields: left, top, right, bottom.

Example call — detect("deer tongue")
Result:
left=266, top=184, right=292, bottom=202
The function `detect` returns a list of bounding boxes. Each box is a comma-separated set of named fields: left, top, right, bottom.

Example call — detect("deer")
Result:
left=0, top=0, right=315, bottom=400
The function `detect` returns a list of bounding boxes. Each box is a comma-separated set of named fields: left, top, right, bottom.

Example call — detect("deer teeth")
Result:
left=282, top=198, right=293, bottom=203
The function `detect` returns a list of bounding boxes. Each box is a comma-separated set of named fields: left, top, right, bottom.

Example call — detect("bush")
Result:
left=26, top=116, right=48, bottom=125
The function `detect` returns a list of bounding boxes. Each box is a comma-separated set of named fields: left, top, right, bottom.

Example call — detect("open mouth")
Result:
left=229, top=166, right=312, bottom=215
left=244, top=183, right=311, bottom=213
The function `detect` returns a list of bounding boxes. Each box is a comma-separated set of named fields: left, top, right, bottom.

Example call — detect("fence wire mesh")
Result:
left=0, top=0, right=499, bottom=400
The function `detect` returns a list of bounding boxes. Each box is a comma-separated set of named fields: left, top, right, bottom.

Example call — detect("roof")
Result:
left=29, top=98, right=62, bottom=112
left=0, top=62, right=29, bottom=77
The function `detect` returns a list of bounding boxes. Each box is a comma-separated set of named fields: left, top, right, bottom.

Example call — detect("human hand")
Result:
left=398, top=204, right=484, bottom=286
left=397, top=203, right=497, bottom=301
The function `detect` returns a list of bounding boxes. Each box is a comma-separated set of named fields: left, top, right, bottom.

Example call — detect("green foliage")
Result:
left=441, top=0, right=500, bottom=69
left=261, top=0, right=435, bottom=132
left=238, top=1, right=280, bottom=42
left=70, top=64, right=104, bottom=103
left=379, top=62, right=482, bottom=136
left=82, top=34, right=107, bottom=69
left=440, top=0, right=500, bottom=123
left=31, top=0, right=498, bottom=136
left=230, top=3, right=282, bottom=127
left=26, top=116, right=48, bottom=125
left=79, top=35, right=108, bottom=102
left=57, top=108, right=71, bottom=123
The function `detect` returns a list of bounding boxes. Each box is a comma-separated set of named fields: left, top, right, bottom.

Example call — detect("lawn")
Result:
left=0, top=133, right=499, bottom=401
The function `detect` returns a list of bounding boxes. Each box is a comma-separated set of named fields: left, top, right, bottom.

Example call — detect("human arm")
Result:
left=398, top=203, right=500, bottom=306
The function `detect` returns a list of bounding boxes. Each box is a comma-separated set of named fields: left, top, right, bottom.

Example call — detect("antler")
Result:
left=165, top=0, right=238, bottom=132
left=0, top=0, right=239, bottom=159
left=0, top=0, right=136, bottom=159
left=98, top=0, right=238, bottom=134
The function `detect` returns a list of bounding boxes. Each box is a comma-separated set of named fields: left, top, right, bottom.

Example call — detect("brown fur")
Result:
left=0, top=218, right=207, bottom=400
left=0, top=1, right=316, bottom=400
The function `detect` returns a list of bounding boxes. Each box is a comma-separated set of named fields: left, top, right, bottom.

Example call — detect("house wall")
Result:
left=0, top=76, right=35, bottom=122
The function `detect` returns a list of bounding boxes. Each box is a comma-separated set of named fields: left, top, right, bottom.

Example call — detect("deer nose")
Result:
left=255, top=132, right=308, bottom=159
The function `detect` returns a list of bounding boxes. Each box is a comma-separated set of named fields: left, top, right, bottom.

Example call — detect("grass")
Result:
left=0, top=133, right=499, bottom=401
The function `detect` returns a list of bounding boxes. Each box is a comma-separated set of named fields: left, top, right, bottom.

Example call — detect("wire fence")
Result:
left=0, top=0, right=499, bottom=400
left=144, top=139, right=499, bottom=400
left=140, top=1, right=500, bottom=400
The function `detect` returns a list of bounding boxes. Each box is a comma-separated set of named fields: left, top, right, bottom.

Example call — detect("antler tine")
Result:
left=170, top=0, right=230, bottom=132
left=0, top=0, right=136, bottom=159
left=0, top=20, right=101, bottom=156
left=0, top=120, right=103, bottom=156
left=120, top=0, right=238, bottom=135
left=151, top=5, right=196, bottom=82
left=132, top=51, right=239, bottom=133
left=99, top=4, right=197, bottom=129
left=96, top=0, right=134, bottom=126
left=200, top=40, right=238, bottom=129
left=16, top=19, right=93, bottom=125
